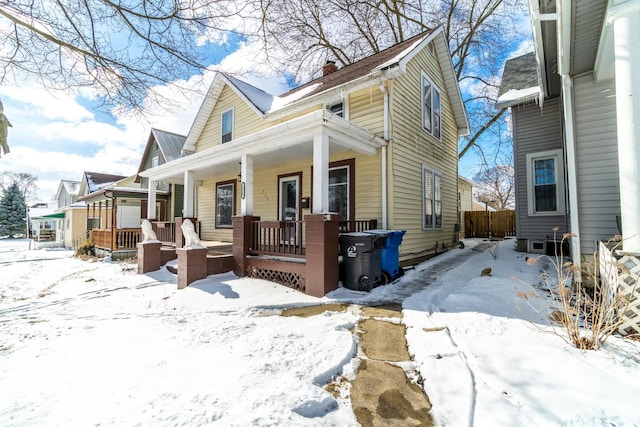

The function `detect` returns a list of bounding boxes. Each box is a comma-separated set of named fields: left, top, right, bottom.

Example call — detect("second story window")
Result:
left=421, top=72, right=441, bottom=139
left=221, top=109, right=233, bottom=143
left=327, top=101, right=344, bottom=117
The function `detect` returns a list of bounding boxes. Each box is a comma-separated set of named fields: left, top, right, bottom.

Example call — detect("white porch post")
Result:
left=612, top=1, right=640, bottom=253
left=241, top=154, right=254, bottom=215
left=183, top=170, right=195, bottom=217
left=147, top=180, right=157, bottom=220
left=312, top=130, right=330, bottom=213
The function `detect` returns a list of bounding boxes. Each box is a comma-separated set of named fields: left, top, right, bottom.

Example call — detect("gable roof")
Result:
left=280, top=31, right=433, bottom=100
left=496, top=52, right=542, bottom=109
left=82, top=171, right=127, bottom=194
left=136, top=128, right=186, bottom=177
left=54, top=180, right=80, bottom=201
left=184, top=26, right=469, bottom=151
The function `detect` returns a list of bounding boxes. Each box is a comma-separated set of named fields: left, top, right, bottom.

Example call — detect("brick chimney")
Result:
left=322, top=60, right=338, bottom=76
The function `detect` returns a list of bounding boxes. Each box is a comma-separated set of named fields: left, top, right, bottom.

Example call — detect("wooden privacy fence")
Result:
left=464, top=210, right=516, bottom=238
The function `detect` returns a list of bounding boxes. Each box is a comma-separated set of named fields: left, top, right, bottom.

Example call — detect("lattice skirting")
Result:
left=248, top=266, right=306, bottom=292
left=617, top=255, right=640, bottom=336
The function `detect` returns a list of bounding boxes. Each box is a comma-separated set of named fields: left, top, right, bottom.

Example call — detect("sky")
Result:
left=0, top=12, right=532, bottom=204
left=1, top=237, right=639, bottom=425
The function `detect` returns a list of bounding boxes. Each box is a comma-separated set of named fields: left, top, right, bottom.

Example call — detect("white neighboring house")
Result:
left=27, top=202, right=61, bottom=244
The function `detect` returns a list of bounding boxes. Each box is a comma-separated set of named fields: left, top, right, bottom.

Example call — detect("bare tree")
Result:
left=0, top=0, right=247, bottom=112
left=473, top=164, right=514, bottom=210
left=0, top=171, right=38, bottom=202
left=253, top=0, right=527, bottom=159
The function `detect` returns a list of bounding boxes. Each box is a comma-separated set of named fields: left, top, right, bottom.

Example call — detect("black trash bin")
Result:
left=339, top=232, right=386, bottom=291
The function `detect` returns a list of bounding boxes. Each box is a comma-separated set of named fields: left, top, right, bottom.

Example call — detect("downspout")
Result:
left=558, top=0, right=582, bottom=280
left=379, top=82, right=389, bottom=230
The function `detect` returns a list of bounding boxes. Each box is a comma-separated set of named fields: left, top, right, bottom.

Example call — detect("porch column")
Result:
left=312, top=130, right=330, bottom=213
left=183, top=170, right=195, bottom=217
left=612, top=2, right=640, bottom=253
left=233, top=215, right=258, bottom=277
left=241, top=154, right=254, bottom=215
left=304, top=213, right=340, bottom=297
left=147, top=180, right=157, bottom=220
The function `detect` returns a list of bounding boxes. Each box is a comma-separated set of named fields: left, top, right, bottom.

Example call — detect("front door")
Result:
left=279, top=174, right=300, bottom=246
left=279, top=175, right=300, bottom=221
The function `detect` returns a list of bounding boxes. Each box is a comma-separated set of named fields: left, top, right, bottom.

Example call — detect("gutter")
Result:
left=558, top=0, right=582, bottom=280
left=379, top=81, right=389, bottom=230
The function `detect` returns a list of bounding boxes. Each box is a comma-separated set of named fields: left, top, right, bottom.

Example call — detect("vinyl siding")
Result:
left=349, top=87, right=384, bottom=137
left=64, top=208, right=88, bottom=249
left=573, top=74, right=619, bottom=254
left=512, top=98, right=568, bottom=245
left=140, top=143, right=170, bottom=191
left=389, top=45, right=460, bottom=259
left=196, top=86, right=271, bottom=152
left=196, top=152, right=382, bottom=242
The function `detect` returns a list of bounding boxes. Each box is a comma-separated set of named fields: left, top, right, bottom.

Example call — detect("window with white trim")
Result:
left=221, top=109, right=233, bottom=143
left=328, top=166, right=349, bottom=220
left=526, top=149, right=565, bottom=215
left=423, top=166, right=443, bottom=229
left=216, top=180, right=235, bottom=228
left=421, top=72, right=441, bottom=139
left=326, top=100, right=345, bottom=118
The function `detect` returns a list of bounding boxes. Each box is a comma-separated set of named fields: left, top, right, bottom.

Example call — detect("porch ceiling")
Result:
left=139, top=109, right=387, bottom=184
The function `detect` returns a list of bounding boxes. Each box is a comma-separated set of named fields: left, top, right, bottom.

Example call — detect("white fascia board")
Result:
left=263, top=70, right=387, bottom=121
left=183, top=73, right=225, bottom=153
left=140, top=110, right=386, bottom=182
left=496, top=87, right=543, bottom=109
left=529, top=0, right=550, bottom=99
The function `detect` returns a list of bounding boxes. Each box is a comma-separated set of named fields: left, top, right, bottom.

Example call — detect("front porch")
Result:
left=138, top=215, right=377, bottom=296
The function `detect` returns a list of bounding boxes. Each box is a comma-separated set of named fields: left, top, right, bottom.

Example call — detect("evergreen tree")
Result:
left=0, top=183, right=27, bottom=238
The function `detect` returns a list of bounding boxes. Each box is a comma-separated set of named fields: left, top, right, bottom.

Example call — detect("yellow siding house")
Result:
left=140, top=27, right=468, bottom=291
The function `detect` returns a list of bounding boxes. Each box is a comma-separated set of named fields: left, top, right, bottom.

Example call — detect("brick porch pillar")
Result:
left=304, top=213, right=340, bottom=297
left=176, top=246, right=208, bottom=289
left=137, top=241, right=162, bottom=274
left=233, top=215, right=259, bottom=277
left=175, top=217, right=197, bottom=248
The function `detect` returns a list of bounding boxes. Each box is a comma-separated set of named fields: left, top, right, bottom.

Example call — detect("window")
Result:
left=421, top=72, right=441, bottom=139
left=221, top=109, right=233, bottom=143
left=87, top=217, right=100, bottom=229
left=329, top=166, right=349, bottom=220
left=526, top=149, right=565, bottom=215
left=216, top=181, right=235, bottom=228
left=152, top=156, right=159, bottom=168
left=423, top=166, right=443, bottom=229
left=327, top=101, right=344, bottom=118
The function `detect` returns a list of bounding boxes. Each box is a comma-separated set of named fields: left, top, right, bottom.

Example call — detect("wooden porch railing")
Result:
left=249, top=218, right=378, bottom=258
left=251, top=220, right=305, bottom=257
left=338, top=219, right=378, bottom=233
left=151, top=221, right=176, bottom=243
left=91, top=228, right=141, bottom=251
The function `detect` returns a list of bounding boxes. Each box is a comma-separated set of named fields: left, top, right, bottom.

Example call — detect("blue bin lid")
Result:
left=364, top=229, right=405, bottom=245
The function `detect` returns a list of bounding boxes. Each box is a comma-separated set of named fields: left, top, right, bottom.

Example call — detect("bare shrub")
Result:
left=534, top=230, right=638, bottom=350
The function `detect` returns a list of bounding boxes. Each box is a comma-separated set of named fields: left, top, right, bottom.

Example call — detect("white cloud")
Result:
left=0, top=40, right=293, bottom=203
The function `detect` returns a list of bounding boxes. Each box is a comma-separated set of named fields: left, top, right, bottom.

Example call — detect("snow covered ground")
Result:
left=1, top=238, right=639, bottom=426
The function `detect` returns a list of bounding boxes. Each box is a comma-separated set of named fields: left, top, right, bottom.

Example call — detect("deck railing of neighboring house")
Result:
left=251, top=220, right=305, bottom=257
left=338, top=219, right=378, bottom=233
left=151, top=221, right=176, bottom=244
left=91, top=228, right=141, bottom=251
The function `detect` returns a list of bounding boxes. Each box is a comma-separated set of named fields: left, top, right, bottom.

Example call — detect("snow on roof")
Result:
left=496, top=86, right=541, bottom=108
left=225, top=75, right=275, bottom=114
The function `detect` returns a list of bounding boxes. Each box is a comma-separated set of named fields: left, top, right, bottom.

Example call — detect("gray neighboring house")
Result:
left=135, top=128, right=187, bottom=221
left=496, top=0, right=640, bottom=273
